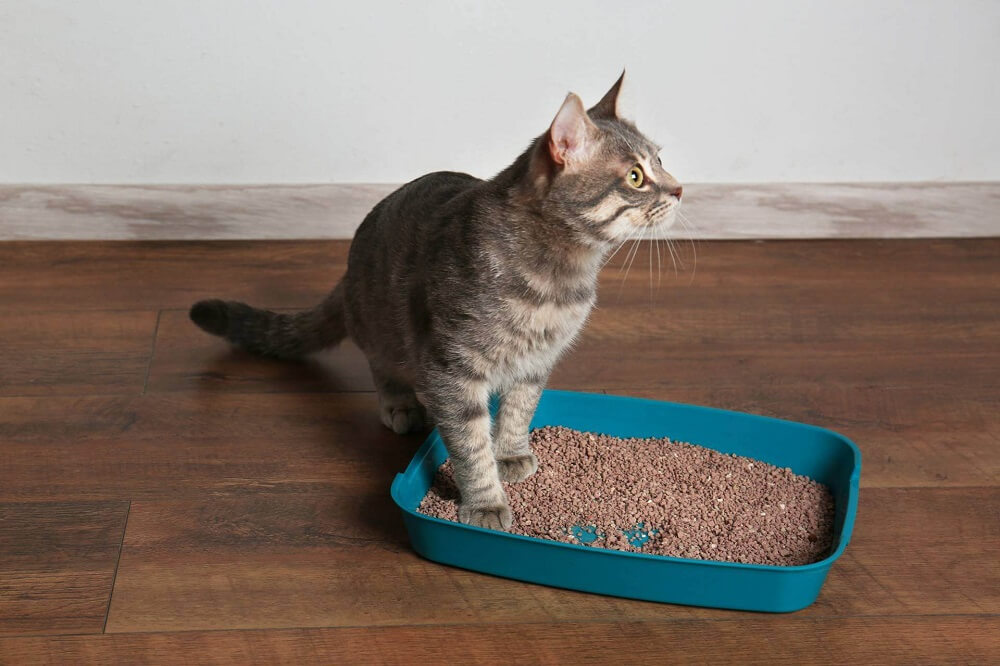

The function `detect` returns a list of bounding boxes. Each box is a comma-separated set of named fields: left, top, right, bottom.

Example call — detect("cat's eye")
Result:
left=626, top=166, right=645, bottom=188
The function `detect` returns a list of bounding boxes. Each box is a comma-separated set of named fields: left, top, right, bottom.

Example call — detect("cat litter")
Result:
left=418, top=425, right=834, bottom=566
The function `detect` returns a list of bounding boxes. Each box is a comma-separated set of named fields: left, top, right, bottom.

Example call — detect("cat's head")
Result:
left=528, top=72, right=682, bottom=246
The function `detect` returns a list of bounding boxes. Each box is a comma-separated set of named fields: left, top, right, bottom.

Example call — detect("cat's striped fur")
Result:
left=190, top=73, right=682, bottom=530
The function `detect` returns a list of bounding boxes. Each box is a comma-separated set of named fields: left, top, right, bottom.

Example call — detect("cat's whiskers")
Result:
left=600, top=235, right=632, bottom=271
left=665, top=235, right=680, bottom=277
left=670, top=228, right=688, bottom=270
left=647, top=225, right=653, bottom=304
left=676, top=208, right=700, bottom=285
left=654, top=233, right=662, bottom=291
left=617, top=232, right=643, bottom=302
left=618, top=230, right=643, bottom=276
left=654, top=208, right=697, bottom=282
left=642, top=206, right=683, bottom=284
left=648, top=211, right=679, bottom=278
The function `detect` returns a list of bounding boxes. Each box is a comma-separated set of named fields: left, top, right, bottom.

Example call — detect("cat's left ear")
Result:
left=548, top=93, right=598, bottom=167
left=588, top=70, right=631, bottom=121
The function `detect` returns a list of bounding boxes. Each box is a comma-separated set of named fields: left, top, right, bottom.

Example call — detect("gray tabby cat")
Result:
left=190, top=73, right=681, bottom=530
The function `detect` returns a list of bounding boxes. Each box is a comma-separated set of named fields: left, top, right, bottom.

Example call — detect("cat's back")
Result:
left=358, top=170, right=482, bottom=238
left=345, top=170, right=485, bottom=335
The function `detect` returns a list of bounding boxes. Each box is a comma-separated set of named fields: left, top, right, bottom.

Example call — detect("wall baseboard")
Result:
left=1, top=182, right=997, bottom=241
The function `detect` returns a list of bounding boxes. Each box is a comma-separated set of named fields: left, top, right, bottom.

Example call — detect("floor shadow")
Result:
left=196, top=349, right=430, bottom=549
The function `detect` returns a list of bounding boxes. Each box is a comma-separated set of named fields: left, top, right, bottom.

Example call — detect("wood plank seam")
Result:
left=141, top=311, right=163, bottom=396
left=0, top=611, right=991, bottom=640
left=102, top=501, right=131, bottom=634
left=58, top=611, right=1000, bottom=640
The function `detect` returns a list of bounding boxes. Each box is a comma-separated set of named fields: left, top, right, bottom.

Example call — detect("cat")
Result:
left=190, top=72, right=682, bottom=531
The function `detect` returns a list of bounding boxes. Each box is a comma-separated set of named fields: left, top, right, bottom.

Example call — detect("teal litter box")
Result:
left=390, top=389, right=861, bottom=612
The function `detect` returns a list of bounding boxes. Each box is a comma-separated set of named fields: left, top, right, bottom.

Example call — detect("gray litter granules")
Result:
left=418, top=425, right=835, bottom=566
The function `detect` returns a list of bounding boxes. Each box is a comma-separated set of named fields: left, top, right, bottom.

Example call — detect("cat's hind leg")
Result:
left=371, top=367, right=427, bottom=434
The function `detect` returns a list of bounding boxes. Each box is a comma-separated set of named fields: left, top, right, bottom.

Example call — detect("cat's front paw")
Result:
left=497, top=453, right=538, bottom=483
left=458, top=503, right=513, bottom=531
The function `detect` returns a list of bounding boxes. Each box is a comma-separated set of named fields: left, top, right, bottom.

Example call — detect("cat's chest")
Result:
left=508, top=297, right=592, bottom=335
left=497, top=295, right=595, bottom=359
left=479, top=256, right=601, bottom=381
left=483, top=296, right=593, bottom=386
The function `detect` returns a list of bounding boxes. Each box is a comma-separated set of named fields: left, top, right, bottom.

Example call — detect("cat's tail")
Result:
left=189, top=282, right=347, bottom=359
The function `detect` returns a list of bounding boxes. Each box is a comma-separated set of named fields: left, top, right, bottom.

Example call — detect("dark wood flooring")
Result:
left=0, top=239, right=997, bottom=664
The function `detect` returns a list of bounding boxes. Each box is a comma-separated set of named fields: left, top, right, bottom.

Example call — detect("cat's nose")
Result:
left=670, top=185, right=683, bottom=200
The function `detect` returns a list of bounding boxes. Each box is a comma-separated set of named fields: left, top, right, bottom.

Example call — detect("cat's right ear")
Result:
left=589, top=70, right=631, bottom=121
left=547, top=93, right=597, bottom=167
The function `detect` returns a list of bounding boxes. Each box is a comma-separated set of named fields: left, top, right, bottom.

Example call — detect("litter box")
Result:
left=390, top=389, right=860, bottom=612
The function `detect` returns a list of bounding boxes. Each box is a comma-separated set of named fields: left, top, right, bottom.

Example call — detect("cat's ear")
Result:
left=589, top=70, right=631, bottom=121
left=548, top=93, right=598, bottom=167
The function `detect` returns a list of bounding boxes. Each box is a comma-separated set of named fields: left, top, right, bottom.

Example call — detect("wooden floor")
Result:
left=0, top=238, right=997, bottom=664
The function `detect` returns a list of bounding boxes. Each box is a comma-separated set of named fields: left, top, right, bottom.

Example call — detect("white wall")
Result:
left=2, top=1, right=998, bottom=184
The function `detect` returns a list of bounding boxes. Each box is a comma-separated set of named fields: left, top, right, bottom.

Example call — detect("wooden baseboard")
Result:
left=1, top=182, right=997, bottom=240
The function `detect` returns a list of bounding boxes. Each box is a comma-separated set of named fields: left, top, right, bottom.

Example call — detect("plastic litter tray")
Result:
left=391, top=389, right=860, bottom=612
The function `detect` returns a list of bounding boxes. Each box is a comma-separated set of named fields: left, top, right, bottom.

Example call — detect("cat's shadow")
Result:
left=197, top=350, right=429, bottom=550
